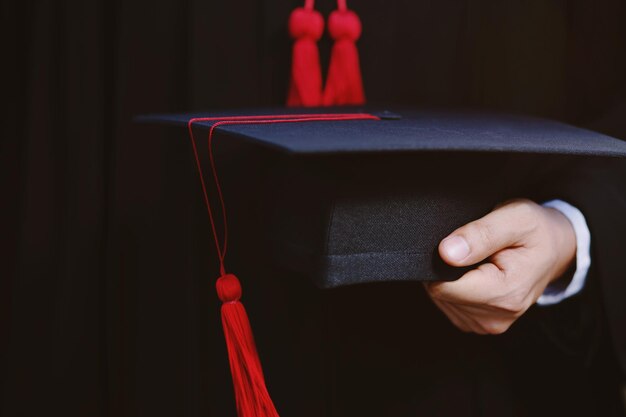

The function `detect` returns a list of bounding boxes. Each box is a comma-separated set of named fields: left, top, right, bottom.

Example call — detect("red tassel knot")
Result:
left=328, top=8, right=361, bottom=42
left=216, top=274, right=242, bottom=303
left=289, top=7, right=324, bottom=40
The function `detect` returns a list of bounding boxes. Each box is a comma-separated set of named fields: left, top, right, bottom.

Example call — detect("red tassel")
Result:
left=216, top=274, right=280, bottom=417
left=287, top=1, right=324, bottom=107
left=187, top=115, right=380, bottom=417
left=323, top=0, right=365, bottom=106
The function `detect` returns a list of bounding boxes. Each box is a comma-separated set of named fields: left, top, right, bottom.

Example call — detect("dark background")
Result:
left=3, top=1, right=626, bottom=416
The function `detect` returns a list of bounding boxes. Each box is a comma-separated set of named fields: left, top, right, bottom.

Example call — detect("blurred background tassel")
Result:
left=323, top=0, right=365, bottom=105
left=287, top=0, right=324, bottom=106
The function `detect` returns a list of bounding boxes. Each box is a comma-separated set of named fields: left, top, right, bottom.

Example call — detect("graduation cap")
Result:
left=138, top=108, right=626, bottom=417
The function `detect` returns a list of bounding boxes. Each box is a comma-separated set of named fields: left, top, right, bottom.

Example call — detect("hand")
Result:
left=424, top=199, right=577, bottom=335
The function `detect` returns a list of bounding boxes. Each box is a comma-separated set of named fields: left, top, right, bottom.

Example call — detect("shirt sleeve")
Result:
left=536, top=200, right=591, bottom=306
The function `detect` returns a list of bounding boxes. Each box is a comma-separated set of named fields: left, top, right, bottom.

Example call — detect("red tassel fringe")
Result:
left=287, top=5, right=324, bottom=107
left=323, top=5, right=365, bottom=106
left=217, top=274, right=280, bottom=417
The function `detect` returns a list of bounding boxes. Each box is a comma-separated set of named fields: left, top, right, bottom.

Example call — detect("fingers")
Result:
left=426, top=261, right=533, bottom=334
left=428, top=282, right=518, bottom=335
left=429, top=295, right=489, bottom=335
left=439, top=199, right=540, bottom=267
left=427, top=200, right=553, bottom=336
left=427, top=262, right=506, bottom=305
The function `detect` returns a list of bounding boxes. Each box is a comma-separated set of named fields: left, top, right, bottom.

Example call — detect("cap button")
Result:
left=216, top=274, right=242, bottom=303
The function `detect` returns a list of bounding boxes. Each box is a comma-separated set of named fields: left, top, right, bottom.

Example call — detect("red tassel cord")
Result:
left=287, top=0, right=324, bottom=107
left=187, top=113, right=379, bottom=417
left=323, top=0, right=366, bottom=105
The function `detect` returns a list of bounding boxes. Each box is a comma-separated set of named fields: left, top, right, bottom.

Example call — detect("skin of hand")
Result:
left=424, top=198, right=577, bottom=335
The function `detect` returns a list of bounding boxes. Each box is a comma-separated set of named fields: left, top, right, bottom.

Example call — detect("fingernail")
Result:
left=442, top=236, right=470, bottom=262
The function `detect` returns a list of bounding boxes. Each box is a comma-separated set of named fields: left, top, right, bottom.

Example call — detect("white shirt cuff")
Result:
left=536, top=199, right=591, bottom=306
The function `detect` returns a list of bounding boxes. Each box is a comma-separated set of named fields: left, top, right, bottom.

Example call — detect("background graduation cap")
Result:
left=139, top=107, right=626, bottom=417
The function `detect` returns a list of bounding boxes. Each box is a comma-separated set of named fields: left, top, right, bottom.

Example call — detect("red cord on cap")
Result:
left=187, top=113, right=379, bottom=417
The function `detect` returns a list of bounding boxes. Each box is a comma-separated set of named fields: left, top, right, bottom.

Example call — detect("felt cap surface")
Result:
left=138, top=107, right=626, bottom=287
left=139, top=108, right=626, bottom=157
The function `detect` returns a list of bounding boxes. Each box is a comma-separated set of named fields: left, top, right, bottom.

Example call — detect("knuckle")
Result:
left=481, top=320, right=512, bottom=335
left=427, top=283, right=445, bottom=300
left=505, top=198, right=536, bottom=212
left=499, top=198, right=541, bottom=227
left=513, top=200, right=542, bottom=232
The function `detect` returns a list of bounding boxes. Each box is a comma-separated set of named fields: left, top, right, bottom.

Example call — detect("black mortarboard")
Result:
left=139, top=107, right=626, bottom=287
left=138, top=107, right=626, bottom=417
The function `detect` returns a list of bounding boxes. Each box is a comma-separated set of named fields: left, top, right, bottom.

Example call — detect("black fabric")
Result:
left=549, top=158, right=626, bottom=380
left=5, top=1, right=626, bottom=416
left=145, top=109, right=626, bottom=156
left=266, top=152, right=508, bottom=286
left=266, top=151, right=534, bottom=286
left=142, top=112, right=625, bottom=287
left=319, top=277, right=624, bottom=417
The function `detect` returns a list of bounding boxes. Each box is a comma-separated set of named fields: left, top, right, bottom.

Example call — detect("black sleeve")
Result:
left=552, top=158, right=626, bottom=377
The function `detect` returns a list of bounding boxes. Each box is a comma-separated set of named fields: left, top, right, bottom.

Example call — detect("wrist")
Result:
left=543, top=206, right=577, bottom=284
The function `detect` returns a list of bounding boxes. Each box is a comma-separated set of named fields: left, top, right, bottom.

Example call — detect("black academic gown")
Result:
left=556, top=128, right=626, bottom=379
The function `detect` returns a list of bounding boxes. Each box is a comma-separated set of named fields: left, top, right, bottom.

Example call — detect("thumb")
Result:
left=438, top=199, right=538, bottom=267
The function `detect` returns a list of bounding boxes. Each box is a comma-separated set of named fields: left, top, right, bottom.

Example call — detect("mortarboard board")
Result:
left=139, top=107, right=626, bottom=287
left=137, top=107, right=626, bottom=417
